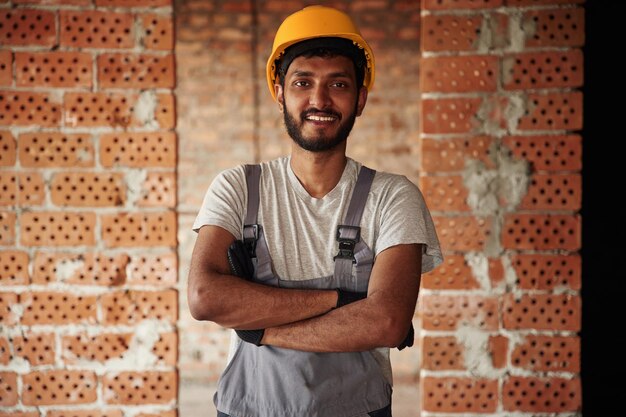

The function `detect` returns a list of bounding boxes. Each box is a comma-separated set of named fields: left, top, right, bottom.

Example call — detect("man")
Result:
left=188, top=5, right=443, bottom=417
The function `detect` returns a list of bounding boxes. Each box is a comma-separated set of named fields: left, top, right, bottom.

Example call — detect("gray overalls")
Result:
left=215, top=164, right=392, bottom=417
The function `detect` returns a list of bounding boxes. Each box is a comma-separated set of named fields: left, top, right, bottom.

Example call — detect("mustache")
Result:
left=301, top=108, right=341, bottom=120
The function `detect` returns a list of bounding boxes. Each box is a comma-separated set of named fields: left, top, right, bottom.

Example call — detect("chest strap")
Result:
left=334, top=166, right=376, bottom=284
left=243, top=164, right=274, bottom=281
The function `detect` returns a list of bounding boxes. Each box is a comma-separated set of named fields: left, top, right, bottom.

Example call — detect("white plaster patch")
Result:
left=463, top=159, right=500, bottom=216
left=55, top=256, right=85, bottom=282
left=134, top=90, right=159, bottom=129
left=455, top=324, right=503, bottom=378
left=104, top=320, right=160, bottom=370
left=125, top=169, right=148, bottom=207
left=465, top=252, right=490, bottom=291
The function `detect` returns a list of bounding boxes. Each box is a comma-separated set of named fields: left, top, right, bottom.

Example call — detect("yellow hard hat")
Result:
left=266, top=5, right=375, bottom=101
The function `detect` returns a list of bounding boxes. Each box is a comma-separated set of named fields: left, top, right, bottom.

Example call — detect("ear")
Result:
left=275, top=82, right=285, bottom=112
left=356, top=86, right=368, bottom=117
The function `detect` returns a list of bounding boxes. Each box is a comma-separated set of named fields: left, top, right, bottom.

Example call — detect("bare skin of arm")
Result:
left=187, top=224, right=339, bottom=329
left=261, top=243, right=423, bottom=352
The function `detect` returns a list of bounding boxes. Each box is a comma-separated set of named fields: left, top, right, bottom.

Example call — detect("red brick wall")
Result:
left=0, top=0, right=178, bottom=415
left=418, top=0, right=583, bottom=414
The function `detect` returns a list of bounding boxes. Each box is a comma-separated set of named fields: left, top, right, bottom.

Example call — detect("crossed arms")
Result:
left=187, top=225, right=422, bottom=353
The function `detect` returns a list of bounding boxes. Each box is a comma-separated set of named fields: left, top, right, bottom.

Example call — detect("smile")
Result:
left=306, top=115, right=337, bottom=122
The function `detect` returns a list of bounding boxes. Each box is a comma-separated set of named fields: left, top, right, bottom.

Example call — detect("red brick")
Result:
left=63, top=92, right=135, bottom=128
left=62, top=333, right=131, bottom=363
left=421, top=14, right=483, bottom=52
left=502, top=134, right=581, bottom=172
left=15, top=51, right=92, bottom=88
left=0, top=212, right=16, bottom=245
left=503, top=293, right=581, bottom=331
left=103, top=371, right=177, bottom=404
left=421, top=136, right=495, bottom=172
left=98, top=53, right=175, bottom=89
left=20, top=292, right=97, bottom=325
left=502, top=214, right=580, bottom=250
left=51, top=172, right=126, bottom=207
left=13, top=332, right=55, bottom=365
left=141, top=14, right=174, bottom=51
left=20, top=212, right=96, bottom=247
left=47, top=411, right=123, bottom=417
left=0, top=371, right=17, bottom=406
left=432, top=215, right=492, bottom=251
left=421, top=254, right=479, bottom=290
left=138, top=172, right=177, bottom=208
left=15, top=0, right=90, bottom=4
left=0, top=250, right=29, bottom=285
left=421, top=98, right=483, bottom=134
left=503, top=376, right=581, bottom=412
left=0, top=131, right=16, bottom=166
left=421, top=336, right=464, bottom=370
left=517, top=91, right=583, bottom=131
left=503, top=49, right=583, bottom=90
left=101, top=290, right=178, bottom=325
left=153, top=332, right=177, bottom=365
left=101, top=211, right=177, bottom=247
left=1, top=172, right=45, bottom=206
left=60, top=10, right=134, bottom=49
left=0, top=338, right=9, bottom=365
left=419, top=175, right=470, bottom=212
left=510, top=253, right=581, bottom=290
left=523, top=8, right=585, bottom=48
left=0, top=51, right=11, bottom=86
left=128, top=253, right=177, bottom=286
left=156, top=93, right=176, bottom=128
left=32, top=252, right=130, bottom=286
left=22, top=370, right=97, bottom=405
left=488, top=334, right=508, bottom=368
left=0, top=90, right=61, bottom=126
left=0, top=413, right=38, bottom=417
left=422, top=376, right=498, bottom=412
left=511, top=335, right=579, bottom=372
left=423, top=0, right=503, bottom=9
left=518, top=173, right=581, bottom=210
left=419, top=294, right=499, bottom=331
left=100, top=132, right=177, bottom=168
left=0, top=9, right=56, bottom=46
left=0, top=293, right=18, bottom=325
left=96, top=0, right=171, bottom=5
left=488, top=257, right=504, bottom=287
left=421, top=55, right=499, bottom=93
left=136, top=411, right=176, bottom=417
left=19, top=132, right=95, bottom=168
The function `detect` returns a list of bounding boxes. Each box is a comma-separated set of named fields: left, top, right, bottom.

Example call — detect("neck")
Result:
left=290, top=143, right=347, bottom=199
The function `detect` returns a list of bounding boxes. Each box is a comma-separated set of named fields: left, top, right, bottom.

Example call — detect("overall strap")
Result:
left=243, top=164, right=273, bottom=280
left=334, top=166, right=376, bottom=284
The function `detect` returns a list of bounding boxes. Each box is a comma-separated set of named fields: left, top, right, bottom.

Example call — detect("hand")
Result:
left=227, top=240, right=264, bottom=345
left=335, top=288, right=367, bottom=308
left=397, top=323, right=414, bottom=351
left=227, top=240, right=255, bottom=281
left=236, top=329, right=265, bottom=346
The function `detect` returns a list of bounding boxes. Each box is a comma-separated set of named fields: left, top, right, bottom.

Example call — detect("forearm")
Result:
left=188, top=269, right=338, bottom=330
left=261, top=294, right=411, bottom=352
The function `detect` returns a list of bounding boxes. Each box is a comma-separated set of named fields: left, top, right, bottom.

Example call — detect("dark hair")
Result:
left=276, top=37, right=367, bottom=90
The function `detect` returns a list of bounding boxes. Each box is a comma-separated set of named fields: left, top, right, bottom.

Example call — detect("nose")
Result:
left=309, top=84, right=332, bottom=109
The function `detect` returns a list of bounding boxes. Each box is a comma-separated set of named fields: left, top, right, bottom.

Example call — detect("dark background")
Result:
left=582, top=1, right=626, bottom=414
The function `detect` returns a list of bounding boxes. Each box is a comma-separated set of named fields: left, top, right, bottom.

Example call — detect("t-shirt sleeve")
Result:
left=374, top=175, right=443, bottom=274
left=192, top=165, right=247, bottom=240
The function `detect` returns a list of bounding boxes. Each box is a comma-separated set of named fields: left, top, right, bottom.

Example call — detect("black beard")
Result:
left=283, top=104, right=357, bottom=153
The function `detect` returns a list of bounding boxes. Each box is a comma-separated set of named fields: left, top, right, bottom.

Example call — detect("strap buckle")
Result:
left=243, top=224, right=259, bottom=258
left=334, top=225, right=360, bottom=263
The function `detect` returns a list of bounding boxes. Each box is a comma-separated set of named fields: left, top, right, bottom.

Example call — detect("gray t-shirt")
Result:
left=193, top=156, right=443, bottom=382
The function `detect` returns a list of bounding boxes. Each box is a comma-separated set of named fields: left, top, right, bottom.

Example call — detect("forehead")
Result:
left=285, top=55, right=356, bottom=79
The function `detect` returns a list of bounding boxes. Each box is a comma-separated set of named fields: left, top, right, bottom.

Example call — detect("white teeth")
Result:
left=307, top=115, right=335, bottom=122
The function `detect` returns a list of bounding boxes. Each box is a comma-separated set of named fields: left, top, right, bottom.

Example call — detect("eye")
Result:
left=293, top=80, right=309, bottom=87
left=332, top=82, right=348, bottom=88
